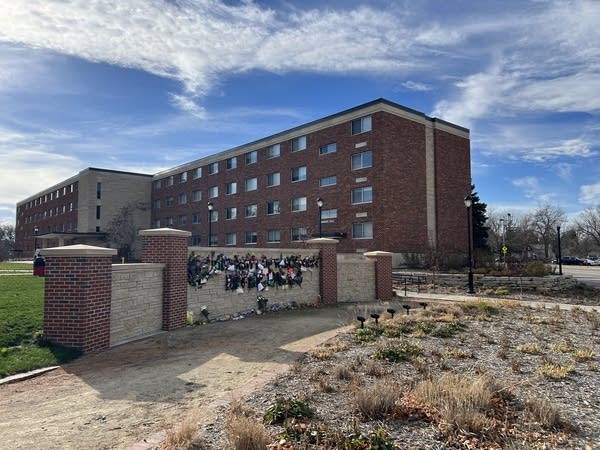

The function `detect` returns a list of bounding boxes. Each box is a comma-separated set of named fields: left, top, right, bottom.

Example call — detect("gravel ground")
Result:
left=199, top=297, right=600, bottom=449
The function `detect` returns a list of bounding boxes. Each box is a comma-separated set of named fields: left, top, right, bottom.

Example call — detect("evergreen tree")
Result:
left=470, top=185, right=489, bottom=250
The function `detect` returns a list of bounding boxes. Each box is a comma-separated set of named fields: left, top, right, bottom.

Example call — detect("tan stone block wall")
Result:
left=337, top=253, right=376, bottom=303
left=110, top=263, right=164, bottom=346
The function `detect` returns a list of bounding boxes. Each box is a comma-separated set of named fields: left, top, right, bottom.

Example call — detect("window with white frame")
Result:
left=267, top=229, right=280, bottom=243
left=178, top=193, right=187, bottom=204
left=352, top=222, right=373, bottom=239
left=245, top=231, right=257, bottom=244
left=226, top=156, right=237, bottom=170
left=319, top=175, right=337, bottom=187
left=266, top=143, right=280, bottom=159
left=245, top=177, right=258, bottom=191
left=226, top=181, right=237, bottom=195
left=208, top=186, right=218, bottom=198
left=192, top=212, right=201, bottom=224
left=225, top=232, right=237, bottom=246
left=291, top=227, right=307, bottom=242
left=351, top=115, right=372, bottom=135
left=321, top=208, right=337, bottom=223
left=192, top=167, right=202, bottom=179
left=291, top=135, right=307, bottom=152
left=351, top=150, right=373, bottom=170
left=351, top=186, right=372, bottom=204
left=209, top=210, right=218, bottom=222
left=208, top=162, right=219, bottom=175
left=178, top=215, right=187, bottom=225
left=245, top=204, right=258, bottom=218
left=291, top=196, right=307, bottom=212
left=226, top=207, right=237, bottom=220
left=180, top=172, right=188, bottom=182
left=245, top=150, right=258, bottom=165
left=291, top=166, right=307, bottom=182
left=267, top=200, right=280, bottom=215
left=266, top=172, right=280, bottom=187
left=166, top=175, right=174, bottom=186
left=165, top=196, right=174, bottom=207
left=319, top=143, right=337, bottom=155
left=192, top=190, right=202, bottom=202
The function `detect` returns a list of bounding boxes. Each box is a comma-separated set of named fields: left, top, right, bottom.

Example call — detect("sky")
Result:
left=0, top=0, right=599, bottom=226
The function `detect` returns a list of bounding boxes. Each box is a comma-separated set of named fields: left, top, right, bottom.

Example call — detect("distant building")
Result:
left=15, top=99, right=471, bottom=264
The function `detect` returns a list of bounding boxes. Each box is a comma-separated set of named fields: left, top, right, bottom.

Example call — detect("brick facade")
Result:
left=307, top=238, right=339, bottom=304
left=365, top=251, right=393, bottom=301
left=140, top=228, right=191, bottom=331
left=42, top=245, right=117, bottom=352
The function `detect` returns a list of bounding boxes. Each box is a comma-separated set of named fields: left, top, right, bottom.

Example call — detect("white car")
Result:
left=583, top=258, right=600, bottom=266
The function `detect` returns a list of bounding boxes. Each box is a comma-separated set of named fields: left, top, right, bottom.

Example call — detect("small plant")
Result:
left=364, top=360, right=386, bottom=377
left=526, top=397, right=565, bottom=430
left=353, top=327, right=382, bottom=344
left=460, top=300, right=499, bottom=316
left=317, top=377, right=336, bottom=393
left=226, top=412, right=271, bottom=450
left=552, top=340, right=574, bottom=353
left=309, top=347, right=334, bottom=360
left=494, top=286, right=509, bottom=296
left=264, top=398, right=313, bottom=425
left=161, top=412, right=201, bottom=450
left=430, top=321, right=467, bottom=338
left=573, top=347, right=594, bottom=362
left=344, top=426, right=395, bottom=449
left=516, top=342, right=544, bottom=355
left=374, top=341, right=423, bottom=362
left=334, top=364, right=353, bottom=381
left=538, top=362, right=574, bottom=380
left=444, top=347, right=474, bottom=359
left=354, top=378, right=399, bottom=420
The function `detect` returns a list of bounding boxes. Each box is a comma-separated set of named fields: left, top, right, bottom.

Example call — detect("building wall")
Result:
left=110, top=263, right=164, bottom=346
left=337, top=253, right=376, bottom=302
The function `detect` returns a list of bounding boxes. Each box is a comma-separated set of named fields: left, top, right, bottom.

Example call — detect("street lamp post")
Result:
left=316, top=197, right=323, bottom=238
left=33, top=225, right=39, bottom=256
left=556, top=225, right=563, bottom=275
left=207, top=202, right=214, bottom=247
left=464, top=195, right=475, bottom=294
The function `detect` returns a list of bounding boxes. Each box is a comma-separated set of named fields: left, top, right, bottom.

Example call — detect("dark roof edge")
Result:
left=430, top=117, right=470, bottom=133
left=86, top=167, right=153, bottom=177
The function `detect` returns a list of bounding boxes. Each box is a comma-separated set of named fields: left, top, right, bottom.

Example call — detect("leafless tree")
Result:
left=0, top=223, right=16, bottom=261
left=576, top=204, right=600, bottom=248
left=105, top=202, right=149, bottom=261
left=530, top=203, right=566, bottom=259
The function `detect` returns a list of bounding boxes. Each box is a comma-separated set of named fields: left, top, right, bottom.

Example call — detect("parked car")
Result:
left=583, top=257, right=600, bottom=266
left=560, top=256, right=585, bottom=265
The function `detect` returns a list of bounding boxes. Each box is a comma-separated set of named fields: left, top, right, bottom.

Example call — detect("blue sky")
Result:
left=1, top=0, right=599, bottom=226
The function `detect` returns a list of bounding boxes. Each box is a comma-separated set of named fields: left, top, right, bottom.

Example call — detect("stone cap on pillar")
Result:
left=364, top=251, right=393, bottom=257
left=306, top=238, right=339, bottom=245
left=41, top=244, right=117, bottom=257
left=139, top=228, right=192, bottom=237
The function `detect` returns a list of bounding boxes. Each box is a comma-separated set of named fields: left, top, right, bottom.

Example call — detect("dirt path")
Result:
left=0, top=305, right=359, bottom=449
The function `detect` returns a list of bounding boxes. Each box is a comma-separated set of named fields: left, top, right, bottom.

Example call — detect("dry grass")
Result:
left=573, top=347, right=594, bottom=362
left=538, top=362, right=574, bottom=380
left=161, top=412, right=203, bottom=450
left=516, top=342, right=544, bottom=355
left=225, top=407, right=271, bottom=450
left=334, top=364, right=353, bottom=381
left=526, top=397, right=564, bottom=430
left=354, top=377, right=400, bottom=420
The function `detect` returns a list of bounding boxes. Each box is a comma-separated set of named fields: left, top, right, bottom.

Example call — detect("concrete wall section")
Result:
left=110, top=263, right=164, bottom=346
left=337, top=253, right=376, bottom=303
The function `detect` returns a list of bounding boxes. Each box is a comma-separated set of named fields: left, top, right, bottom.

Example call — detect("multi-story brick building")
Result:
left=15, top=99, right=471, bottom=263
left=15, top=168, right=152, bottom=257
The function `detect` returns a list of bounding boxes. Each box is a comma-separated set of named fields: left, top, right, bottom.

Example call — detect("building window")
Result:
left=192, top=235, right=202, bottom=246
left=165, top=216, right=173, bottom=227
left=321, top=208, right=337, bottom=223
left=245, top=204, right=258, bottom=218
left=165, top=196, right=174, bottom=207
left=192, top=190, right=202, bottom=202
left=209, top=210, right=218, bottom=222
left=225, top=232, right=237, bottom=246
left=267, top=229, right=280, bottom=243
left=69, top=202, right=73, bottom=212
left=245, top=150, right=258, bottom=165
left=291, top=197, right=307, bottom=212
left=153, top=199, right=161, bottom=210
left=209, top=235, right=218, bottom=246
left=154, top=218, right=161, bottom=228
left=178, top=215, right=187, bottom=226
left=226, top=207, right=237, bottom=220
left=192, top=167, right=202, bottom=179
left=208, top=162, right=219, bottom=175
left=192, top=212, right=201, bottom=224
left=266, top=143, right=280, bottom=159
left=226, top=156, right=237, bottom=170
left=178, top=193, right=187, bottom=204
left=245, top=231, right=258, bottom=244
left=153, top=180, right=161, bottom=190
left=96, top=205, right=101, bottom=220
left=208, top=186, right=219, bottom=198
left=96, top=182, right=101, bottom=199
left=180, top=172, right=188, bottom=183
left=291, top=227, right=307, bottom=242
left=245, top=177, right=258, bottom=192
left=319, top=143, right=337, bottom=155
left=166, top=175, right=174, bottom=186
left=291, top=135, right=307, bottom=152
left=353, top=222, right=373, bottom=239
left=319, top=175, right=337, bottom=187
left=226, top=182, right=237, bottom=195
left=351, top=150, right=373, bottom=170
left=291, top=166, right=307, bottom=182
left=351, top=115, right=372, bottom=135
left=267, top=172, right=280, bottom=187
left=267, top=200, right=280, bottom=215
left=351, top=186, right=373, bottom=204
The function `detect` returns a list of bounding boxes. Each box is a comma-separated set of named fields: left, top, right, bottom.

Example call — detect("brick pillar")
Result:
left=139, top=228, right=191, bottom=331
left=307, top=238, right=339, bottom=304
left=43, top=244, right=117, bottom=353
left=365, top=251, right=393, bottom=301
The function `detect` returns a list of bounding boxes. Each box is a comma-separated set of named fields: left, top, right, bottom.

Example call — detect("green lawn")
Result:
left=0, top=275, right=80, bottom=378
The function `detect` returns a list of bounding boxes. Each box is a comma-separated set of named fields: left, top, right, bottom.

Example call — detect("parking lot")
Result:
left=557, top=265, right=600, bottom=288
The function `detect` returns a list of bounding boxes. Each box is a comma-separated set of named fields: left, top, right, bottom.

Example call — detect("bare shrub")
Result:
left=334, top=364, right=353, bottom=381
left=354, top=377, right=400, bottom=420
left=317, top=377, right=336, bottom=393
left=226, top=413, right=271, bottom=450
left=526, top=398, right=564, bottom=430
left=364, top=359, right=386, bottom=377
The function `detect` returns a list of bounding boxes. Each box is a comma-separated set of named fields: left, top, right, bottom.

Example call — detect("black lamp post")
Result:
left=33, top=225, right=39, bottom=256
left=464, top=195, right=475, bottom=294
left=207, top=202, right=214, bottom=247
left=316, top=197, right=323, bottom=238
left=557, top=225, right=563, bottom=275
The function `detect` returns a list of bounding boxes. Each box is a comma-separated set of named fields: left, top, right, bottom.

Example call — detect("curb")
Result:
left=0, top=366, right=60, bottom=385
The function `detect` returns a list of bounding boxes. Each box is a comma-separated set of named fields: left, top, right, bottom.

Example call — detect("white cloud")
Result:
left=512, top=176, right=539, bottom=191
left=401, top=80, right=433, bottom=92
left=579, top=182, right=600, bottom=205
left=168, top=94, right=206, bottom=119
